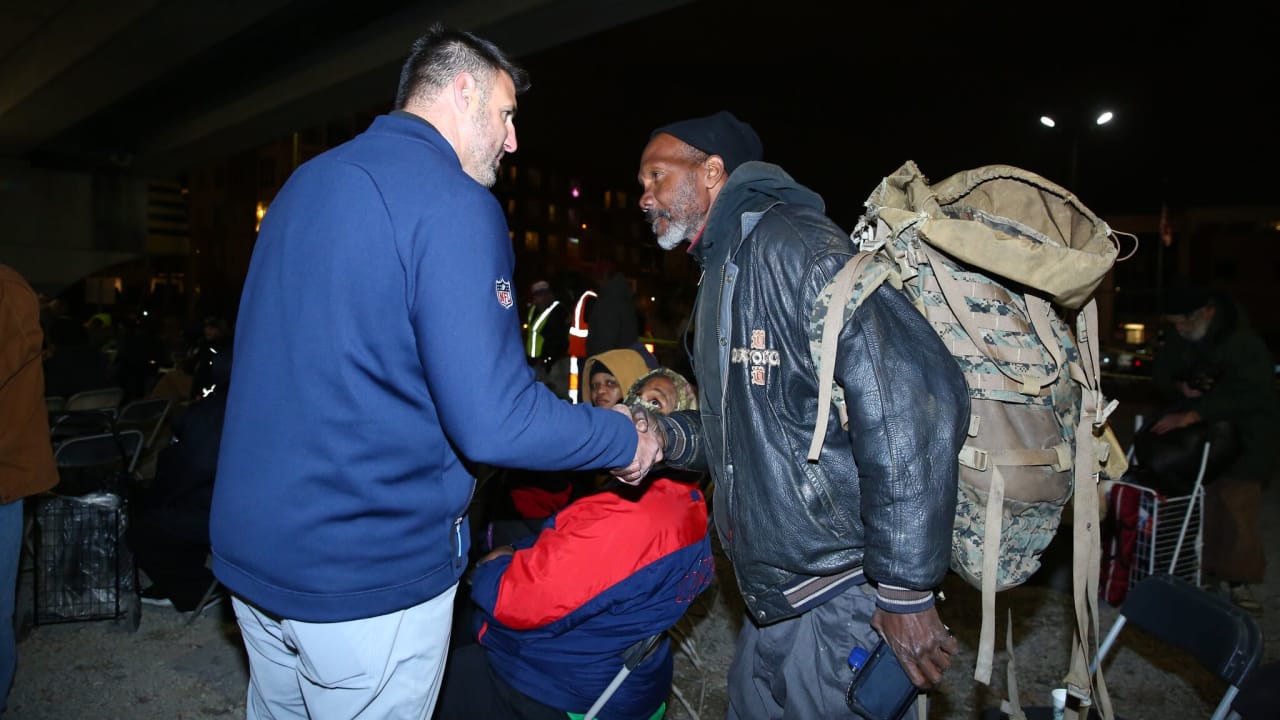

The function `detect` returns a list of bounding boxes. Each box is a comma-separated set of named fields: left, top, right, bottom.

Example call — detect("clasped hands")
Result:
left=609, top=402, right=665, bottom=485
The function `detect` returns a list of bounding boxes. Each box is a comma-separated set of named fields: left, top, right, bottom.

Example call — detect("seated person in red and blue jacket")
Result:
left=437, top=368, right=709, bottom=720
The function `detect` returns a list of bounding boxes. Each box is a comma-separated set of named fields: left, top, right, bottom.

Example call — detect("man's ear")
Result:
left=451, top=72, right=478, bottom=112
left=703, top=155, right=727, bottom=188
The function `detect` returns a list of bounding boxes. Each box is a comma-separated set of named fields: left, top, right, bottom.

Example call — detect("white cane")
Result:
left=583, top=633, right=662, bottom=720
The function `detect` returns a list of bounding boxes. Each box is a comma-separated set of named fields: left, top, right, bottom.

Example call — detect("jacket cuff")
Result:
left=656, top=411, right=702, bottom=469
left=875, top=583, right=936, bottom=614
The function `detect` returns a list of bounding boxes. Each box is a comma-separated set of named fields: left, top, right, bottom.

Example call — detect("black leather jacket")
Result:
left=658, top=162, right=969, bottom=624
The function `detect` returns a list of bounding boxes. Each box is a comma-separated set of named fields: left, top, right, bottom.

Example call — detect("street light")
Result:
left=1039, top=110, right=1115, bottom=189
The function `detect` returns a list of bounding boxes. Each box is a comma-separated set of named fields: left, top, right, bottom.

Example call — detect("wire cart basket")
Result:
left=1124, top=480, right=1203, bottom=588
left=1102, top=439, right=1211, bottom=604
left=31, top=491, right=140, bottom=630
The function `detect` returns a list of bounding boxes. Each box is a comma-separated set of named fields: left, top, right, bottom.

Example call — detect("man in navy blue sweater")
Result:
left=211, top=23, right=661, bottom=719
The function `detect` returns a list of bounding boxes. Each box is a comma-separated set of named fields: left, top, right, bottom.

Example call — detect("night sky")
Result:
left=510, top=0, right=1278, bottom=229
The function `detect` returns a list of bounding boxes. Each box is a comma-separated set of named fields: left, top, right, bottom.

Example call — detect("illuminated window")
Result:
left=255, top=201, right=268, bottom=232
left=603, top=191, right=612, bottom=209
left=615, top=191, right=628, bottom=208
left=506, top=198, right=516, bottom=215
left=524, top=231, right=540, bottom=252
left=548, top=204, right=557, bottom=222
left=508, top=165, right=518, bottom=182
left=1123, top=323, right=1145, bottom=345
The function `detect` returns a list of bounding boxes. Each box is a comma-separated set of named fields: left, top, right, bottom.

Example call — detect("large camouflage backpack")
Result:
left=808, top=161, right=1124, bottom=718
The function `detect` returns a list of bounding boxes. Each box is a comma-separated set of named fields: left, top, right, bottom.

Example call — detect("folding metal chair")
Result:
left=183, top=571, right=222, bottom=622
left=51, top=388, right=127, bottom=446
left=63, top=387, right=125, bottom=416
left=988, top=573, right=1263, bottom=720
left=114, top=397, right=172, bottom=449
left=49, top=410, right=116, bottom=445
left=1092, top=573, right=1262, bottom=720
left=53, top=429, right=146, bottom=483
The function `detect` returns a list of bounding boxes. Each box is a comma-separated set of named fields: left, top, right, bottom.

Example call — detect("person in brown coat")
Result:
left=0, top=264, right=58, bottom=710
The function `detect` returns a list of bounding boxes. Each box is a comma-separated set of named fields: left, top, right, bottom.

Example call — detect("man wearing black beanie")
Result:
left=624, top=114, right=969, bottom=717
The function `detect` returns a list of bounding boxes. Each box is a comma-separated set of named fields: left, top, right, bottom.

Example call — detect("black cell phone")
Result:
left=845, top=640, right=919, bottom=720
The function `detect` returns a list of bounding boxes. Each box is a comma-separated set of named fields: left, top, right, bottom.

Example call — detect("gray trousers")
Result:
left=727, top=582, right=881, bottom=719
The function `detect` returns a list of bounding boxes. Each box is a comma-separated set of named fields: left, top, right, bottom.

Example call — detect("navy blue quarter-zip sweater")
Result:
left=211, top=113, right=636, bottom=622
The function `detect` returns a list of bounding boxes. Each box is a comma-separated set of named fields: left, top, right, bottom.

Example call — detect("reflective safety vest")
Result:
left=525, top=300, right=561, bottom=358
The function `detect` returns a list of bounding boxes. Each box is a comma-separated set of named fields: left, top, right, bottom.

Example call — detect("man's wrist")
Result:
left=875, top=583, right=936, bottom=614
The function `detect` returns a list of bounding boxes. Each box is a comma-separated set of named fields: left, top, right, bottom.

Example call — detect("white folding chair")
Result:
left=63, top=387, right=125, bottom=416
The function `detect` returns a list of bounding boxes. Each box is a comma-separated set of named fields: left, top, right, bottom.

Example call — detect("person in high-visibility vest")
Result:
left=525, top=280, right=568, bottom=395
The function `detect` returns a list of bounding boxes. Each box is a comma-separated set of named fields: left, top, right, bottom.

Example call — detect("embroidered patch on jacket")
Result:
left=676, top=554, right=716, bottom=604
left=730, top=328, right=780, bottom=386
left=494, top=278, right=513, bottom=309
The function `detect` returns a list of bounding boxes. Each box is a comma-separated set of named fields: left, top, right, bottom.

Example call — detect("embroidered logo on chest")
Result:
left=730, top=329, right=780, bottom=386
left=494, top=278, right=513, bottom=309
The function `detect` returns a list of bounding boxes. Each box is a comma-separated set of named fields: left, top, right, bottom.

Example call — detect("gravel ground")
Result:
left=10, top=399, right=1277, bottom=719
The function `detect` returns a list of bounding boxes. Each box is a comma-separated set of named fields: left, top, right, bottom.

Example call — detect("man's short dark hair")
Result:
left=395, top=22, right=530, bottom=109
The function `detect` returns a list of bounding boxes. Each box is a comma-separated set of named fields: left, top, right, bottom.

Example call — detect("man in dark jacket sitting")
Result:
left=1150, top=284, right=1279, bottom=612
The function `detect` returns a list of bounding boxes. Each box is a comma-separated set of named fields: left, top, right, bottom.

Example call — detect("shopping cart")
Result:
left=1101, top=417, right=1211, bottom=605
left=28, top=430, right=145, bottom=631
left=30, top=492, right=140, bottom=630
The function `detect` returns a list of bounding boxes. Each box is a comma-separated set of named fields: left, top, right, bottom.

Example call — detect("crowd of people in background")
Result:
left=35, top=293, right=233, bottom=408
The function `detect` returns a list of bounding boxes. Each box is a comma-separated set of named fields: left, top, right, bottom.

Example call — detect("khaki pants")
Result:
left=1202, top=477, right=1265, bottom=584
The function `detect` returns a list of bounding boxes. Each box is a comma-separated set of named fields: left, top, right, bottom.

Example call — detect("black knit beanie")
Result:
left=651, top=110, right=763, bottom=175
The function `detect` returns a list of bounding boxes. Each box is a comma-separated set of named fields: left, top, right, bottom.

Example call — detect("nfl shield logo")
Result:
left=495, top=278, right=513, bottom=309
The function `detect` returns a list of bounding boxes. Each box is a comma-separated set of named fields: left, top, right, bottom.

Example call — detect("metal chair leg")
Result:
left=184, top=579, right=221, bottom=626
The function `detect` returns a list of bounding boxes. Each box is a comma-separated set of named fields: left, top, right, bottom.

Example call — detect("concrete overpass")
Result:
left=0, top=0, right=691, bottom=294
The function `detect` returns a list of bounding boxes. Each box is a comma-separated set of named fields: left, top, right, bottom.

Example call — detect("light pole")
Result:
left=1039, top=110, right=1114, bottom=191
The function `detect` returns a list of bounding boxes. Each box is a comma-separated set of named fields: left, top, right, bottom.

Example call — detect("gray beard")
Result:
left=1179, top=320, right=1210, bottom=343
left=655, top=217, right=690, bottom=250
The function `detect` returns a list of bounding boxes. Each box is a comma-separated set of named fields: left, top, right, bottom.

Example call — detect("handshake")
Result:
left=609, top=402, right=668, bottom=485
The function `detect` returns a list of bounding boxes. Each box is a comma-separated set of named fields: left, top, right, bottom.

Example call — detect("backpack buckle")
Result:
left=958, top=445, right=989, bottom=472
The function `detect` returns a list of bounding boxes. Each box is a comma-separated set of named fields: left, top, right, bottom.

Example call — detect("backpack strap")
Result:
left=1062, top=298, right=1114, bottom=720
left=998, top=611, right=1028, bottom=720
left=807, top=252, right=898, bottom=461
left=973, top=463, right=1007, bottom=684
